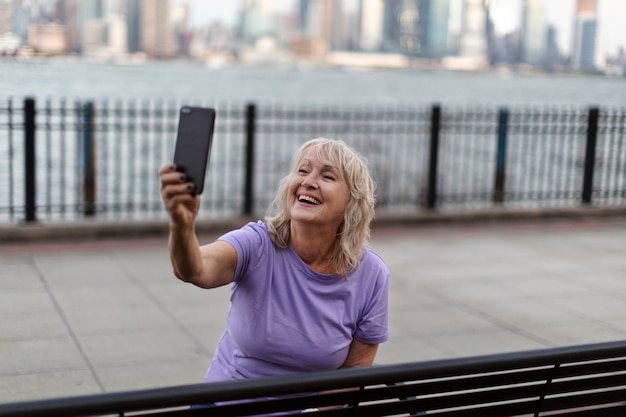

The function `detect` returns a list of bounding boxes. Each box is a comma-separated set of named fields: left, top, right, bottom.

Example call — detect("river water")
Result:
left=2, top=58, right=626, bottom=106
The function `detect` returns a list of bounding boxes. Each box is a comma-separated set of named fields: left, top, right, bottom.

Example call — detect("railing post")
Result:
left=82, top=101, right=96, bottom=216
left=424, top=104, right=441, bottom=210
left=494, top=107, right=509, bottom=204
left=24, top=97, right=37, bottom=223
left=244, top=103, right=256, bottom=216
left=582, top=107, right=599, bottom=205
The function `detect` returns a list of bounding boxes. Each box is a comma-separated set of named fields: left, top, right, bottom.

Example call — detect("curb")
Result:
left=1, top=206, right=626, bottom=243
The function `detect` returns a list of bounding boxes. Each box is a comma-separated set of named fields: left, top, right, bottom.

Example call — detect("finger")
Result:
left=158, top=164, right=177, bottom=175
left=158, top=165, right=190, bottom=187
left=161, top=182, right=195, bottom=200
left=160, top=171, right=190, bottom=187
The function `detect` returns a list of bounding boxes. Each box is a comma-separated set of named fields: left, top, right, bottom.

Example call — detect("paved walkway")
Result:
left=1, top=217, right=626, bottom=404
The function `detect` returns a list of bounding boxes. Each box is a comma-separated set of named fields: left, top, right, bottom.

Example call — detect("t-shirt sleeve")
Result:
left=217, top=221, right=266, bottom=283
left=354, top=259, right=390, bottom=345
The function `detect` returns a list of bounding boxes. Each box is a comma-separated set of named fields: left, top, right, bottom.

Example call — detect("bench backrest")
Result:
left=1, top=340, right=625, bottom=416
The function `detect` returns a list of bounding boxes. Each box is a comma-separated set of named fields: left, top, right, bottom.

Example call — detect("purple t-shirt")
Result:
left=204, top=221, right=389, bottom=382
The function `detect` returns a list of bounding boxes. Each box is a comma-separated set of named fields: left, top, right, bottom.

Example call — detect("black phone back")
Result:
left=173, top=106, right=216, bottom=195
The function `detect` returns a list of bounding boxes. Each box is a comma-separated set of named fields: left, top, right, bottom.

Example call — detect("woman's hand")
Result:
left=159, top=164, right=200, bottom=226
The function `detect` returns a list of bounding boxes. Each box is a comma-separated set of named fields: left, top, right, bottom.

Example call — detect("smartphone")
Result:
left=173, top=106, right=216, bottom=195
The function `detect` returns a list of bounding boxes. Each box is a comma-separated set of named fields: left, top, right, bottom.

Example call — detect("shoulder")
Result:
left=217, top=221, right=274, bottom=263
left=219, top=221, right=271, bottom=247
left=359, top=248, right=390, bottom=277
left=347, top=248, right=389, bottom=289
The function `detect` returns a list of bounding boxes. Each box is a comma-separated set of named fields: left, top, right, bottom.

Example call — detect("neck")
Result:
left=290, top=222, right=337, bottom=274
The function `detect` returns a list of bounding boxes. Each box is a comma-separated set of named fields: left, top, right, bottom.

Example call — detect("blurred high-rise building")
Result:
left=520, top=0, right=546, bottom=67
left=106, top=13, right=128, bottom=55
left=0, top=1, right=12, bottom=33
left=55, top=0, right=78, bottom=53
left=171, top=2, right=189, bottom=55
left=443, top=0, right=488, bottom=70
left=343, top=6, right=360, bottom=51
left=125, top=0, right=141, bottom=53
left=82, top=17, right=106, bottom=54
left=576, top=0, right=597, bottom=14
left=240, top=0, right=277, bottom=40
left=28, top=22, right=67, bottom=54
left=10, top=0, right=29, bottom=43
left=0, top=1, right=21, bottom=54
left=571, top=0, right=604, bottom=72
left=291, top=0, right=344, bottom=57
left=427, top=0, right=463, bottom=57
left=545, top=24, right=563, bottom=71
left=329, top=0, right=346, bottom=50
left=78, top=0, right=128, bottom=57
left=102, top=0, right=123, bottom=15
left=298, top=0, right=309, bottom=31
left=382, top=0, right=425, bottom=55
left=29, top=0, right=56, bottom=21
left=305, top=0, right=343, bottom=50
left=140, top=0, right=176, bottom=58
left=76, top=0, right=103, bottom=52
left=359, top=0, right=384, bottom=51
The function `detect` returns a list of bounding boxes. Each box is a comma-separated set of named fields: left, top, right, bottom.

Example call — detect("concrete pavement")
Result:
left=1, top=217, right=626, bottom=404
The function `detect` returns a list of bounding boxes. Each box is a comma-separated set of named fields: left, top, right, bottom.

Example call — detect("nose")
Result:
left=301, top=173, right=318, bottom=189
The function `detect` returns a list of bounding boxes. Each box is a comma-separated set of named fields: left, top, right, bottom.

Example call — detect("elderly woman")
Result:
left=159, top=137, right=389, bottom=385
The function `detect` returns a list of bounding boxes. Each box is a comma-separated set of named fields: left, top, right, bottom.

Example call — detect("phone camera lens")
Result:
left=181, top=107, right=191, bottom=114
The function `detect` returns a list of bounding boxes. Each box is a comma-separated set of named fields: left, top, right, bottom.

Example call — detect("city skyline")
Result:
left=2, top=0, right=624, bottom=74
left=178, top=0, right=625, bottom=56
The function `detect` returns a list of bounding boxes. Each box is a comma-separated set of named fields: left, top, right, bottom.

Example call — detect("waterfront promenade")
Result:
left=1, top=214, right=626, bottom=404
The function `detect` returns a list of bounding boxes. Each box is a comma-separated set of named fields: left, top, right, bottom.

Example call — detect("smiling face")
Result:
left=288, top=150, right=351, bottom=231
left=265, top=138, right=376, bottom=274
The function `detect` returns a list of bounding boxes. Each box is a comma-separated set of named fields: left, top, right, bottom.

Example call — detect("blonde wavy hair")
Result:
left=265, top=138, right=376, bottom=277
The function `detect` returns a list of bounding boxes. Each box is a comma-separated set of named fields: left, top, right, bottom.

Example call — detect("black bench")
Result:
left=1, top=340, right=625, bottom=416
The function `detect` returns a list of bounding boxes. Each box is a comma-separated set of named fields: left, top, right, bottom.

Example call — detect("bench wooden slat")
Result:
left=355, top=398, right=539, bottom=417
left=544, top=404, right=626, bottom=417
left=547, top=373, right=626, bottom=395
left=541, top=388, right=626, bottom=413
left=359, top=368, right=554, bottom=401
left=554, top=358, right=626, bottom=378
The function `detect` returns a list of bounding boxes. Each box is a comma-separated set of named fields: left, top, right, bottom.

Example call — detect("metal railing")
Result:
left=0, top=340, right=624, bottom=416
left=1, top=97, right=625, bottom=223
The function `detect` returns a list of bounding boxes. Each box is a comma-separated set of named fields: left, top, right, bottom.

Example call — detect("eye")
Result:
left=322, top=168, right=338, bottom=181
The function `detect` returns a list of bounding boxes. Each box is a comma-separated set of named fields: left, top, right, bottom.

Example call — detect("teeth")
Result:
left=298, top=195, right=321, bottom=205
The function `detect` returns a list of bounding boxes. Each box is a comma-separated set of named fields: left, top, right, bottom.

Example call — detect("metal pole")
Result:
left=244, top=103, right=256, bottom=216
left=24, top=97, right=37, bottom=223
left=582, top=107, right=599, bottom=205
left=494, top=107, right=509, bottom=204
left=425, top=104, right=441, bottom=210
left=82, top=101, right=96, bottom=216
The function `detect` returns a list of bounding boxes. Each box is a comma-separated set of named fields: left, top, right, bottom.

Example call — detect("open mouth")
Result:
left=298, top=195, right=321, bottom=205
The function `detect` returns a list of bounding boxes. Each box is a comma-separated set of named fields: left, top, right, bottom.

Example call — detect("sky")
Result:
left=177, top=0, right=626, bottom=56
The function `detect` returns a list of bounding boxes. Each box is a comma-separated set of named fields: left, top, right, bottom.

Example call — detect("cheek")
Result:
left=287, top=178, right=300, bottom=201
left=341, top=185, right=351, bottom=203
left=287, top=176, right=299, bottom=191
left=336, top=187, right=351, bottom=211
